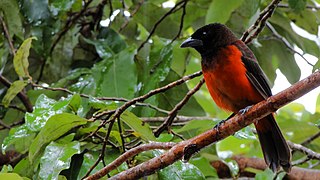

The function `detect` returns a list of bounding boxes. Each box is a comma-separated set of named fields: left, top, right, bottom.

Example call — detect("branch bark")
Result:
left=104, top=71, right=320, bottom=179
left=212, top=156, right=320, bottom=179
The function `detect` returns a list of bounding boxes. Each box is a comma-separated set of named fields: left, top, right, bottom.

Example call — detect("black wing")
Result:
left=234, top=40, right=272, bottom=99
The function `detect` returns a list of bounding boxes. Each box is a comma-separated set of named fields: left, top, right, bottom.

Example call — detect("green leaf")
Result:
left=0, top=173, right=24, bottom=180
left=175, top=120, right=217, bottom=139
left=234, top=127, right=256, bottom=140
left=49, top=0, right=76, bottom=16
left=0, top=0, right=23, bottom=38
left=120, top=111, right=156, bottom=141
left=25, top=94, right=82, bottom=131
left=287, top=10, right=319, bottom=35
left=1, top=125, right=36, bottom=154
left=67, top=94, right=81, bottom=113
left=39, top=140, right=80, bottom=180
left=189, top=157, right=218, bottom=178
left=92, top=46, right=137, bottom=99
left=28, top=113, right=87, bottom=165
left=13, top=37, right=36, bottom=78
left=288, top=0, right=306, bottom=12
left=313, top=59, right=320, bottom=73
left=255, top=169, right=274, bottom=180
left=158, top=161, right=205, bottom=180
left=2, top=80, right=28, bottom=108
left=21, top=0, right=51, bottom=24
left=205, top=0, right=244, bottom=24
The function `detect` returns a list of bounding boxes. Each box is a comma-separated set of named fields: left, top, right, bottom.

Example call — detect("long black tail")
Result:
left=254, top=114, right=292, bottom=172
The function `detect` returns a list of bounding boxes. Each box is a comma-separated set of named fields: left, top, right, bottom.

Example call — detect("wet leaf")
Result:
left=13, top=37, right=36, bottom=78
left=158, top=161, right=205, bottom=180
left=120, top=111, right=156, bottom=141
left=39, top=140, right=80, bottom=180
left=2, top=80, right=28, bottom=108
left=28, top=113, right=87, bottom=166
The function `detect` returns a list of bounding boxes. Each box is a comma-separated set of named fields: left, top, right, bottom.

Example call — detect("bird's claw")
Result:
left=239, top=105, right=253, bottom=115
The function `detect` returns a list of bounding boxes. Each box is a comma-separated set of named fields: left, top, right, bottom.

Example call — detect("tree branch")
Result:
left=85, top=142, right=175, bottom=179
left=154, top=78, right=205, bottom=137
left=106, top=71, right=320, bottom=179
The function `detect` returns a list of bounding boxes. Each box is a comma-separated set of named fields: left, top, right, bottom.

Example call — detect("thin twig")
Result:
left=0, top=15, right=15, bottom=55
left=141, top=116, right=218, bottom=123
left=278, top=4, right=320, bottom=10
left=241, top=0, right=282, bottom=43
left=266, top=22, right=314, bottom=66
left=170, top=0, right=187, bottom=43
left=154, top=78, right=205, bottom=137
left=301, top=131, right=320, bottom=147
left=119, top=0, right=144, bottom=32
left=288, top=141, right=320, bottom=161
left=137, top=0, right=187, bottom=51
left=84, top=142, right=175, bottom=180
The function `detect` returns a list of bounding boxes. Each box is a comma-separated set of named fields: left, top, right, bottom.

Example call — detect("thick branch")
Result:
left=212, top=156, right=320, bottom=179
left=108, top=71, right=320, bottom=179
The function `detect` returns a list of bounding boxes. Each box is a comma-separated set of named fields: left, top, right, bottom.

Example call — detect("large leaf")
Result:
left=13, top=37, right=36, bottom=78
left=120, top=111, right=156, bottom=141
left=0, top=173, right=25, bottom=180
left=2, top=80, right=28, bottom=108
left=92, top=46, right=137, bottom=99
left=158, top=161, right=205, bottom=180
left=205, top=0, right=244, bottom=24
left=28, top=113, right=87, bottom=165
left=39, top=140, right=80, bottom=180
left=0, top=0, right=23, bottom=38
left=25, top=94, right=81, bottom=132
left=1, top=125, right=36, bottom=154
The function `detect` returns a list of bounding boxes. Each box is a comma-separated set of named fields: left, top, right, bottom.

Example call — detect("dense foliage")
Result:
left=0, top=0, right=319, bottom=179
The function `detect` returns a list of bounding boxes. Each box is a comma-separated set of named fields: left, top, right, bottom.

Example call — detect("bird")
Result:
left=180, top=23, right=291, bottom=172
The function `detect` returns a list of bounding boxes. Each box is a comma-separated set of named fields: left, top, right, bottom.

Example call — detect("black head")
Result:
left=180, top=23, right=238, bottom=56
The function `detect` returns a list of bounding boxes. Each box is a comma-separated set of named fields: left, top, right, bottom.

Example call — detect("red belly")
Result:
left=202, top=45, right=264, bottom=112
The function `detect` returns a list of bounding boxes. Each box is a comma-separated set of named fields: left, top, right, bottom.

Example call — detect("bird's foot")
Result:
left=239, top=105, right=253, bottom=115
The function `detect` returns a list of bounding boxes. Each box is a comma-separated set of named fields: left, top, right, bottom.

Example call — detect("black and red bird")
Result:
left=181, top=23, right=291, bottom=172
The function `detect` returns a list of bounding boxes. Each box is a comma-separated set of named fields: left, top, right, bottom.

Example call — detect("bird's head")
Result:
left=180, top=23, right=238, bottom=56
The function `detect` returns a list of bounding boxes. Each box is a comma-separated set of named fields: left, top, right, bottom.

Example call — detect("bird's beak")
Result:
left=180, top=37, right=203, bottom=48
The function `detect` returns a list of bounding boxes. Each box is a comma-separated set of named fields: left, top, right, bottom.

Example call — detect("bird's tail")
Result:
left=254, top=114, right=292, bottom=172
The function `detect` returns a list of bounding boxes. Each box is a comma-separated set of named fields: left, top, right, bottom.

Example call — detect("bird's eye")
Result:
left=203, top=32, right=207, bottom=35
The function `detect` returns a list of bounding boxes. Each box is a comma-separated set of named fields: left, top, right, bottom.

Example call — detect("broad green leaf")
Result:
left=288, top=0, right=306, bottom=12
left=39, top=140, right=80, bottom=180
left=217, top=135, right=259, bottom=158
left=2, top=125, right=36, bottom=154
left=0, top=173, right=24, bottom=180
left=0, top=0, right=23, bottom=38
left=120, top=111, right=156, bottom=141
left=287, top=10, right=318, bottom=35
left=13, top=158, right=33, bottom=178
left=13, top=37, right=36, bottom=78
left=189, top=157, right=218, bottom=178
left=270, top=12, right=320, bottom=58
left=234, top=126, right=256, bottom=140
left=255, top=169, right=274, bottom=180
left=67, top=94, right=81, bottom=113
left=92, top=46, right=137, bottom=99
left=158, top=161, right=205, bottom=180
left=25, top=94, right=82, bottom=131
left=206, top=0, right=244, bottom=24
left=21, top=0, right=51, bottom=23
left=49, top=0, right=75, bottom=16
left=2, top=80, right=28, bottom=108
left=28, top=113, right=87, bottom=165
